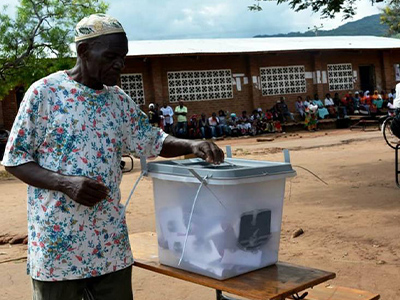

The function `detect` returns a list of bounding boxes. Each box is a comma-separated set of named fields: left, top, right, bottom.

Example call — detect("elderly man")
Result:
left=1, top=14, right=223, bottom=300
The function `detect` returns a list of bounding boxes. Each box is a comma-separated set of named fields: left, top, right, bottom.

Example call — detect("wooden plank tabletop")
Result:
left=129, top=232, right=336, bottom=300
left=302, top=285, right=380, bottom=300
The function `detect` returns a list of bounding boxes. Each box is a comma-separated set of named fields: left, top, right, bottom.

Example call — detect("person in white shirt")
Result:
left=324, top=93, right=337, bottom=118
left=160, top=104, right=174, bottom=134
left=208, top=112, right=221, bottom=138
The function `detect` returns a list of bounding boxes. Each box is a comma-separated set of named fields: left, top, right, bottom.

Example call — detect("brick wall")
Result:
left=250, top=51, right=315, bottom=112
left=2, top=47, right=400, bottom=127
left=382, top=50, right=400, bottom=91
left=122, top=49, right=400, bottom=117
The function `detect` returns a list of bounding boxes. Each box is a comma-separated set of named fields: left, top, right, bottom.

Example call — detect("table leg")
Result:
left=216, top=290, right=240, bottom=300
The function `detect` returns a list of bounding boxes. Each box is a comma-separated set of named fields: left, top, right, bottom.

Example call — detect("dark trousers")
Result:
left=175, top=121, right=188, bottom=138
left=32, top=266, right=133, bottom=300
left=164, top=123, right=174, bottom=135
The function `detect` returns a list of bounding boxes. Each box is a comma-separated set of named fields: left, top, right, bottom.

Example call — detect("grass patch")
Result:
left=0, top=170, right=14, bottom=180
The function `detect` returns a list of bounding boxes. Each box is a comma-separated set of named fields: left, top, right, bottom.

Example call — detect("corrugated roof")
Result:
left=127, top=36, right=400, bottom=57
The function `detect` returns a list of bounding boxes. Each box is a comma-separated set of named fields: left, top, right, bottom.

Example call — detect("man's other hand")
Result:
left=61, top=176, right=109, bottom=207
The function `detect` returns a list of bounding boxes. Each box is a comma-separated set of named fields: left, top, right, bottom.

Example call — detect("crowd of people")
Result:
left=147, top=98, right=289, bottom=139
left=148, top=89, right=398, bottom=137
left=294, top=89, right=397, bottom=130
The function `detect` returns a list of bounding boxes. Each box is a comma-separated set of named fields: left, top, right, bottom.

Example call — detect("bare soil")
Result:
left=0, top=129, right=399, bottom=300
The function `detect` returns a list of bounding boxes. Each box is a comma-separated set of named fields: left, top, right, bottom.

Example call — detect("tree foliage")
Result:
left=248, top=0, right=391, bottom=20
left=0, top=0, right=109, bottom=98
left=380, top=3, right=400, bottom=36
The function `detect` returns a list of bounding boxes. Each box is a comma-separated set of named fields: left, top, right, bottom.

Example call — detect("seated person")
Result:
left=373, top=96, right=384, bottom=113
left=303, top=95, right=312, bottom=108
left=188, top=114, right=201, bottom=139
left=359, top=91, right=371, bottom=115
left=218, top=110, right=230, bottom=136
left=333, top=92, right=341, bottom=107
left=333, top=92, right=347, bottom=118
left=263, top=110, right=276, bottom=133
left=269, top=104, right=281, bottom=121
left=273, top=100, right=284, bottom=122
left=371, top=90, right=381, bottom=102
left=228, top=113, right=240, bottom=137
left=324, top=93, right=337, bottom=118
left=313, top=94, right=329, bottom=119
left=250, top=109, right=264, bottom=135
left=199, top=113, right=210, bottom=139
left=341, top=91, right=355, bottom=115
left=295, top=96, right=306, bottom=119
left=238, top=110, right=252, bottom=135
left=279, top=97, right=295, bottom=122
left=208, top=112, right=222, bottom=138
left=352, top=91, right=361, bottom=114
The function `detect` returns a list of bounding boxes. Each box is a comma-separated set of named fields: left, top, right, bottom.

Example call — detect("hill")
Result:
left=254, top=14, right=389, bottom=38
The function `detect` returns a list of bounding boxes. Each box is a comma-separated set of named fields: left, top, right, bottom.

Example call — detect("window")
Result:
left=260, top=66, right=306, bottom=96
left=327, top=63, right=353, bottom=91
left=120, top=73, right=145, bottom=105
left=167, top=69, right=233, bottom=102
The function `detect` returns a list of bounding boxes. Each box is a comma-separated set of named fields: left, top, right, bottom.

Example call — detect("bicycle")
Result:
left=381, top=109, right=400, bottom=187
left=381, top=109, right=399, bottom=149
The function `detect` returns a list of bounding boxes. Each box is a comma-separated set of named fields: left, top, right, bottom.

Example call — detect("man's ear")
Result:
left=76, top=42, right=90, bottom=60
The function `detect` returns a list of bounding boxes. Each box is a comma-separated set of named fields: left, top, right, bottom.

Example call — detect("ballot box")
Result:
left=147, top=158, right=296, bottom=280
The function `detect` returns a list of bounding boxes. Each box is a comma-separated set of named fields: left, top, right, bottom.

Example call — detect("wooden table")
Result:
left=129, top=232, right=336, bottom=300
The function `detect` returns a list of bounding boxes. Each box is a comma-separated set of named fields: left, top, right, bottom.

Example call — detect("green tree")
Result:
left=381, top=3, right=400, bottom=36
left=0, top=0, right=109, bottom=98
left=248, top=0, right=390, bottom=19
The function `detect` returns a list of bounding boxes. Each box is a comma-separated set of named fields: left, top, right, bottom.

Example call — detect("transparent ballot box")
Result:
left=147, top=158, right=296, bottom=280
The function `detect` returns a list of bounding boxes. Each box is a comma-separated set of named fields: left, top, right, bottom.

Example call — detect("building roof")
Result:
left=127, top=36, right=400, bottom=57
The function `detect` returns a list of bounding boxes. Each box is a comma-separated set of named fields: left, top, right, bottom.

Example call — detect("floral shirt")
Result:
left=1, top=71, right=167, bottom=281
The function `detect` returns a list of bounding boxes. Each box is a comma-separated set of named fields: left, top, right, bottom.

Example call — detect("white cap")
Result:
left=75, top=14, right=125, bottom=42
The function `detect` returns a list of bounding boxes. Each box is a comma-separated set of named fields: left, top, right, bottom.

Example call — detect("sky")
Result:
left=0, top=0, right=384, bottom=40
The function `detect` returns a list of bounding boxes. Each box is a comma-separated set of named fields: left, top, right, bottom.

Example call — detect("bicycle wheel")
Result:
left=382, top=117, right=398, bottom=149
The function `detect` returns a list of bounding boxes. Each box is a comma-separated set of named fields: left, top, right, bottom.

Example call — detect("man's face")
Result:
left=82, top=33, right=128, bottom=87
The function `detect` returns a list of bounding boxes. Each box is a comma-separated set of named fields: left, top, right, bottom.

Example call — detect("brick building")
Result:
left=2, top=36, right=400, bottom=129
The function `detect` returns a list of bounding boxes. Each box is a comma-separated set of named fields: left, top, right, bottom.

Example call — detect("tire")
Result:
left=382, top=117, right=397, bottom=149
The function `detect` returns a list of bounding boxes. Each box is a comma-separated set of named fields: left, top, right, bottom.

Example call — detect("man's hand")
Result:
left=5, top=162, right=109, bottom=208
left=160, top=136, right=224, bottom=164
left=190, top=140, right=224, bottom=164
left=60, top=176, right=109, bottom=207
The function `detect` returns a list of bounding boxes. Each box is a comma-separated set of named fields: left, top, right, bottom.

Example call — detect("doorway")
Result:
left=359, top=65, right=375, bottom=92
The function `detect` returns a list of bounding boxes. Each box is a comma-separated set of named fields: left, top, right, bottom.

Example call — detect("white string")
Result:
left=117, top=171, right=145, bottom=226
left=178, top=176, right=207, bottom=265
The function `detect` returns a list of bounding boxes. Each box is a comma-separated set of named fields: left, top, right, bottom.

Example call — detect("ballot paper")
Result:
left=156, top=205, right=276, bottom=279
left=158, top=206, right=187, bottom=239
left=221, top=248, right=262, bottom=267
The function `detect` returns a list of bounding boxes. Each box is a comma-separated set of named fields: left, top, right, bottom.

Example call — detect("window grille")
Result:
left=260, top=65, right=306, bottom=96
left=327, top=63, right=354, bottom=91
left=120, top=73, right=145, bottom=105
left=167, top=69, right=233, bottom=102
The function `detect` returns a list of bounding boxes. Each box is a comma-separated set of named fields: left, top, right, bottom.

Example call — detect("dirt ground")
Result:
left=0, top=128, right=399, bottom=300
